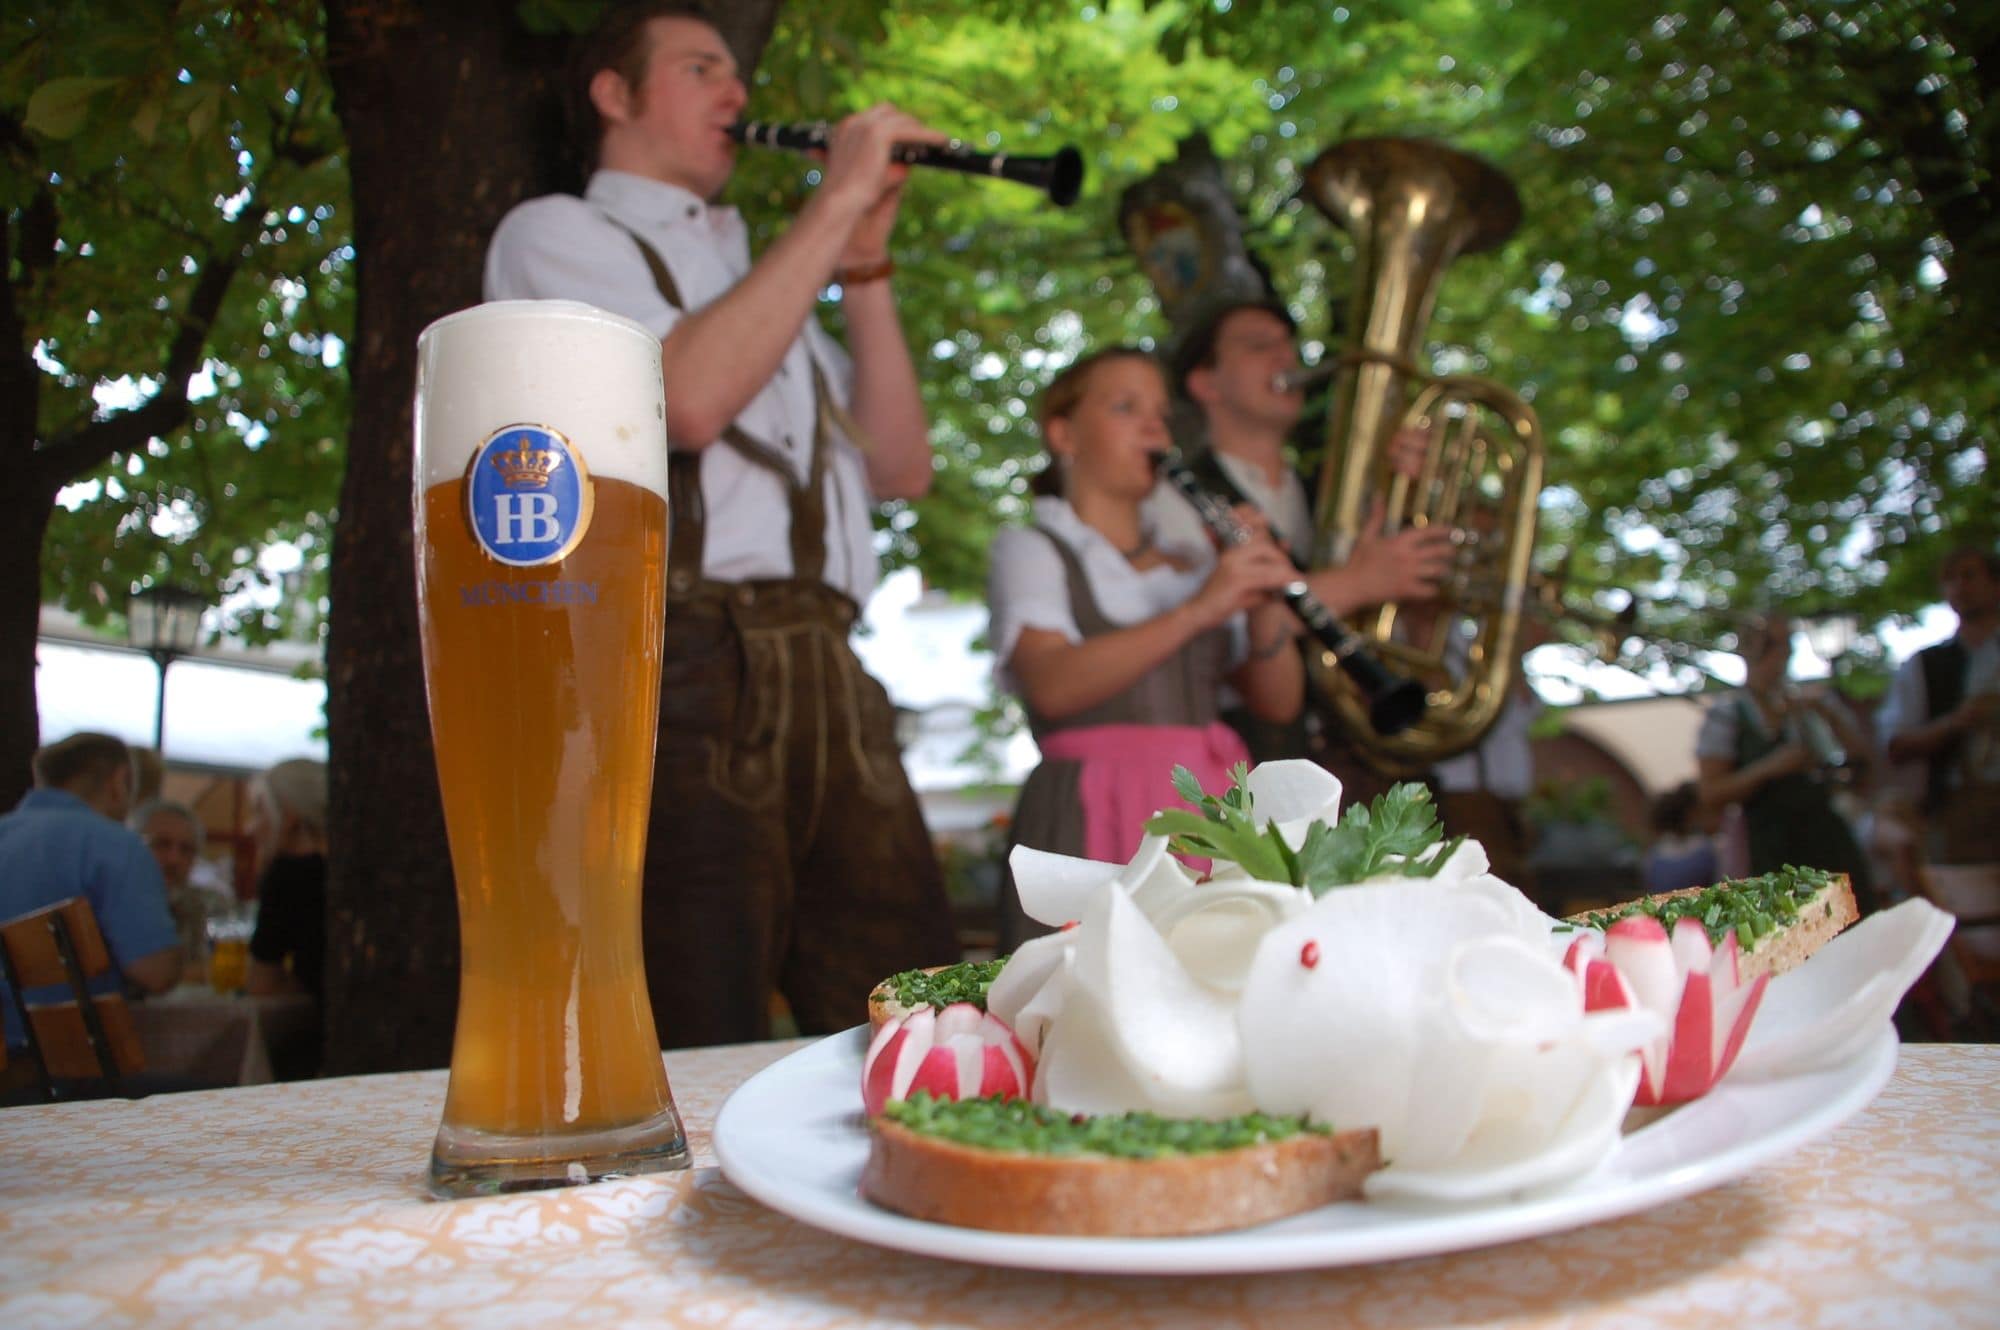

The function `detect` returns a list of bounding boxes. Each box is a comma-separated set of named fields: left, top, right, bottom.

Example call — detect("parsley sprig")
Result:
left=1143, top=764, right=1465, bottom=895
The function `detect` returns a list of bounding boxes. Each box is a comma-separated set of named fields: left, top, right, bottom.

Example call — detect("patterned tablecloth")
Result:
left=0, top=1041, right=1994, bottom=1330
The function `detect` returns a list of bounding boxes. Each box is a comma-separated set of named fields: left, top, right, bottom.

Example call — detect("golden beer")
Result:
left=415, top=301, right=687, bottom=1196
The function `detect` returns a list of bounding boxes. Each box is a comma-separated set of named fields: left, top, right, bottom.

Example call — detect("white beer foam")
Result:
left=417, top=300, right=669, bottom=495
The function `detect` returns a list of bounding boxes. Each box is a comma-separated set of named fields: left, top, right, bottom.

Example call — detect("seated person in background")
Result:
left=1695, top=613, right=1876, bottom=909
left=131, top=798, right=232, bottom=968
left=988, top=348, right=1304, bottom=948
left=1642, top=780, right=1720, bottom=896
left=0, top=733, right=180, bottom=1059
left=1865, top=791, right=1925, bottom=910
left=246, top=758, right=327, bottom=1078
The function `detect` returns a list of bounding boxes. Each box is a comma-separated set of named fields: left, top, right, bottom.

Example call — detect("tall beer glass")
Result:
left=414, top=300, right=688, bottom=1197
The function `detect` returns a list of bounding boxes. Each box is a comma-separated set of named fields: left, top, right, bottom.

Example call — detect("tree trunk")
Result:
left=319, top=0, right=781, bottom=1074
left=0, top=493, right=55, bottom=811
left=320, top=0, right=572, bottom=1074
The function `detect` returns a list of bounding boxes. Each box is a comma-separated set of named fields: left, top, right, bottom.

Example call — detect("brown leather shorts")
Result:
left=641, top=579, right=956, bottom=1047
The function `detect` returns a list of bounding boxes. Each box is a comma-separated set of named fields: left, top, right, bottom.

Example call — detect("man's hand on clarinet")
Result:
left=817, top=103, right=945, bottom=269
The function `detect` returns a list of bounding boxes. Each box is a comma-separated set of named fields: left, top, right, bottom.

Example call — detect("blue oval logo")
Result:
left=464, top=424, right=594, bottom=567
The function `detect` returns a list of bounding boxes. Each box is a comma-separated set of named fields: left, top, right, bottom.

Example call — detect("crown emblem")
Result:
left=488, top=435, right=566, bottom=488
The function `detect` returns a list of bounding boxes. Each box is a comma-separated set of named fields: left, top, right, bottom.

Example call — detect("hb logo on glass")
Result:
left=465, top=425, right=595, bottom=566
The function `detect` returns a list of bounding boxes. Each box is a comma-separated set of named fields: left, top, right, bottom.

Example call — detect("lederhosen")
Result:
left=623, top=231, right=956, bottom=1047
left=997, top=526, right=1236, bottom=950
left=1730, top=695, right=1876, bottom=910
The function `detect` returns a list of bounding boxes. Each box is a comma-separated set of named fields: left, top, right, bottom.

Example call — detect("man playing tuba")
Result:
left=1142, top=299, right=1456, bottom=798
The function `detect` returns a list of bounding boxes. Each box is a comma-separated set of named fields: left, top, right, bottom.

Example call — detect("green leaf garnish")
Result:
left=1144, top=766, right=1460, bottom=894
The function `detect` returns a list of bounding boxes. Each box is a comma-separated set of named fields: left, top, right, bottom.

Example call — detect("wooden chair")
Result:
left=1916, top=863, right=2000, bottom=930
left=1914, top=863, right=2000, bottom=1037
left=0, top=897, right=147, bottom=1099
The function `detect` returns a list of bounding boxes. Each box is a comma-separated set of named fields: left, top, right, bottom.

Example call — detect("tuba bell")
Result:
left=1301, top=136, right=1547, bottom=775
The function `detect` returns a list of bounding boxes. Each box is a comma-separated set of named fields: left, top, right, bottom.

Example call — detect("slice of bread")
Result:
left=1568, top=869, right=1859, bottom=981
left=867, top=959, right=1005, bottom=1031
left=862, top=1115, right=1381, bottom=1237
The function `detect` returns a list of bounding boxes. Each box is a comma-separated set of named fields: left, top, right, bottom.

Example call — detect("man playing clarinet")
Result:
left=484, top=1, right=956, bottom=1047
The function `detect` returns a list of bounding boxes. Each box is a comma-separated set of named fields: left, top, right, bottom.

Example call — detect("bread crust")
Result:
left=861, top=1118, right=1382, bottom=1237
left=1568, top=872, right=1859, bottom=980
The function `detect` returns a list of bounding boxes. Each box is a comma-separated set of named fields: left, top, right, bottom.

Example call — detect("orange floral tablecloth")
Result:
left=1, top=1040, right=1994, bottom=1330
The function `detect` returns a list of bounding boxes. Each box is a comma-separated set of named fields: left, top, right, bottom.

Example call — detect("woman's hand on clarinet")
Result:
left=817, top=103, right=945, bottom=268
left=1186, top=508, right=1296, bottom=629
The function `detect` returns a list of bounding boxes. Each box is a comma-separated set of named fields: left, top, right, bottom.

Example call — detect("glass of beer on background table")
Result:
left=414, top=300, right=688, bottom=1197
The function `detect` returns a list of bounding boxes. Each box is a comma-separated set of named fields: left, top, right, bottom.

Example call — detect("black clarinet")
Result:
left=727, top=121, right=1084, bottom=208
left=1160, top=455, right=1429, bottom=736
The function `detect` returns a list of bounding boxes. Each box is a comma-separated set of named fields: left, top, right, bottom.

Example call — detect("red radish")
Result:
left=861, top=1003, right=1036, bottom=1117
left=1564, top=916, right=1769, bottom=1107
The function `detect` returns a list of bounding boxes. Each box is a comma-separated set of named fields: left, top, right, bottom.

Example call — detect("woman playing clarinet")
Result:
left=986, top=348, right=1304, bottom=947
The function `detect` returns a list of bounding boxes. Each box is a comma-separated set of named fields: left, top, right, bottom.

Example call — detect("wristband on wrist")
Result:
left=835, top=256, right=896, bottom=287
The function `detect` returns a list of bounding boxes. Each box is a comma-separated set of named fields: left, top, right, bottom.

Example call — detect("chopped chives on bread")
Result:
left=861, top=1095, right=1381, bottom=1237
left=868, top=959, right=1005, bottom=1031
left=1568, top=866, right=1859, bottom=980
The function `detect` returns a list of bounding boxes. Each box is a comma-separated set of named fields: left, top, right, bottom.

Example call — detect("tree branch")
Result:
left=31, top=84, right=332, bottom=492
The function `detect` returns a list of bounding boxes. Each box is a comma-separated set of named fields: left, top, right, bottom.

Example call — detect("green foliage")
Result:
left=1527, top=773, right=1619, bottom=828
left=739, top=0, right=1995, bottom=678
left=6, top=0, right=348, bottom=650
left=13, top=0, right=1994, bottom=681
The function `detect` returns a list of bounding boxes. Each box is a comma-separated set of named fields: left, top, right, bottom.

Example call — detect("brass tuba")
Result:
left=1301, top=137, right=1546, bottom=775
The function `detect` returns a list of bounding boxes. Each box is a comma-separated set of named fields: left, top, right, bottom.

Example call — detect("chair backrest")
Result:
left=1917, top=863, right=2000, bottom=927
left=0, top=897, right=147, bottom=1085
left=1915, top=862, right=2000, bottom=989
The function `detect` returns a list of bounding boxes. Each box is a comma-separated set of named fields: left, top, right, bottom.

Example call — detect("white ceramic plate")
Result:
left=711, top=1022, right=1898, bottom=1275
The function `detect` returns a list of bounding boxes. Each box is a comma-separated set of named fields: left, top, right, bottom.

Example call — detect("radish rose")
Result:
left=1565, top=914, right=1768, bottom=1106
left=861, top=1004, right=1035, bottom=1117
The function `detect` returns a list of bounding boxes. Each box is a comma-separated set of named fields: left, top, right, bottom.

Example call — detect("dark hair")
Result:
left=1168, top=299, right=1297, bottom=397
left=1650, top=780, right=1702, bottom=836
left=566, top=1, right=716, bottom=169
left=1939, top=542, right=2000, bottom=582
left=1028, top=347, right=1162, bottom=498
left=33, top=731, right=132, bottom=794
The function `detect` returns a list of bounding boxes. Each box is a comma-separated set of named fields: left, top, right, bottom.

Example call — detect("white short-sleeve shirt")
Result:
left=483, top=171, right=881, bottom=603
left=987, top=497, right=1244, bottom=697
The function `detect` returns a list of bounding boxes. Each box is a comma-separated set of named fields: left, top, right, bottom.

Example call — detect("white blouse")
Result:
left=1142, top=451, right=1316, bottom=566
left=987, top=497, right=1244, bottom=696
